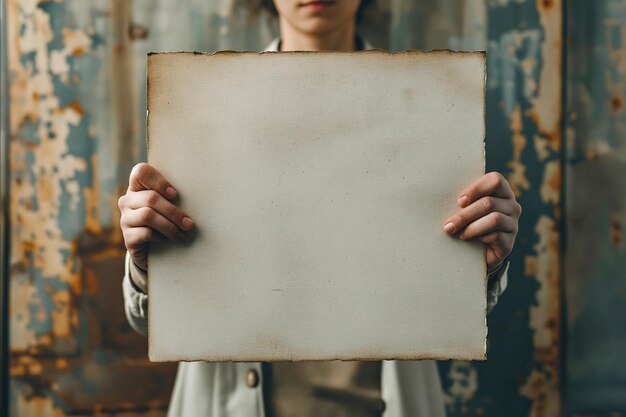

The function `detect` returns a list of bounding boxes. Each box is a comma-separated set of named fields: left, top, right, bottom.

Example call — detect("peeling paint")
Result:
left=519, top=369, right=560, bottom=417
left=443, top=361, right=479, bottom=410
left=517, top=1, right=563, bottom=414
left=7, top=0, right=178, bottom=414
left=9, top=0, right=88, bottom=353
left=540, top=161, right=561, bottom=212
left=508, top=104, right=531, bottom=196
left=528, top=0, right=563, bottom=141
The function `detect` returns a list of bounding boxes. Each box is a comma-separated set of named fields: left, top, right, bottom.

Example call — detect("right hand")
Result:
left=118, top=163, right=194, bottom=270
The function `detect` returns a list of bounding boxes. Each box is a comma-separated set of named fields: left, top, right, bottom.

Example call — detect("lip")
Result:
left=299, top=0, right=335, bottom=9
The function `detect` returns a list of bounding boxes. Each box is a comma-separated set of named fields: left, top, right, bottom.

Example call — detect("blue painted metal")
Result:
left=439, top=1, right=563, bottom=415
left=6, top=0, right=177, bottom=415
left=565, top=0, right=626, bottom=413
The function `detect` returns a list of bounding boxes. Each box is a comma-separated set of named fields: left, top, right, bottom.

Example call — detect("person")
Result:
left=119, top=0, right=521, bottom=416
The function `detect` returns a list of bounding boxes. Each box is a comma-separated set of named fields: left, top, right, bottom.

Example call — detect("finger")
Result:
left=444, top=196, right=518, bottom=235
left=123, top=226, right=166, bottom=250
left=122, top=207, right=188, bottom=243
left=124, top=189, right=194, bottom=231
left=459, top=212, right=517, bottom=241
left=458, top=172, right=514, bottom=208
left=128, top=162, right=177, bottom=199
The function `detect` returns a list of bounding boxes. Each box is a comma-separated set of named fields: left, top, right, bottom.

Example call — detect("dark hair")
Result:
left=259, top=0, right=375, bottom=22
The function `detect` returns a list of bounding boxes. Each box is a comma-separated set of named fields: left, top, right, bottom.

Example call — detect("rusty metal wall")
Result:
left=438, top=0, right=563, bottom=415
left=565, top=0, right=626, bottom=414
left=5, top=0, right=179, bottom=415
left=2, top=0, right=11, bottom=411
left=2, top=0, right=620, bottom=416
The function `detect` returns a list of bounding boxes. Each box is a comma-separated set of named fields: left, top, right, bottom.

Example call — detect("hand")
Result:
left=118, top=163, right=194, bottom=270
left=443, top=172, right=521, bottom=272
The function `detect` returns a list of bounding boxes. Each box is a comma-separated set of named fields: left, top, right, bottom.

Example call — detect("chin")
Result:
left=297, top=18, right=343, bottom=36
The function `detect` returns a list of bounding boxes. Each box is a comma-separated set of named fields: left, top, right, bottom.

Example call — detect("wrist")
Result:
left=132, top=258, right=147, bottom=273
left=487, top=261, right=503, bottom=275
left=128, top=256, right=148, bottom=294
left=487, top=257, right=509, bottom=284
left=487, top=256, right=508, bottom=275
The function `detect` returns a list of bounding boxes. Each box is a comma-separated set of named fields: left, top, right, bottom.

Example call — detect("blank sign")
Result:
left=146, top=50, right=487, bottom=362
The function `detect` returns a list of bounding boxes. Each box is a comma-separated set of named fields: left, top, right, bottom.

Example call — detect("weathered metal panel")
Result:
left=6, top=0, right=176, bottom=415
left=5, top=0, right=568, bottom=416
left=565, top=0, right=626, bottom=413
left=2, top=0, right=12, bottom=411
left=432, top=1, right=563, bottom=416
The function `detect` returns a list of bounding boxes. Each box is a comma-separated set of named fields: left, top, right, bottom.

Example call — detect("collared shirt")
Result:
left=121, top=38, right=509, bottom=417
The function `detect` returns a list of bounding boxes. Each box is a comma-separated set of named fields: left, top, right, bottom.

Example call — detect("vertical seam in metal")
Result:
left=559, top=0, right=569, bottom=413
left=0, top=0, right=10, bottom=413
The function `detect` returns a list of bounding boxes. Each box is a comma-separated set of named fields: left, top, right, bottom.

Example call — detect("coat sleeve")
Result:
left=486, top=260, right=509, bottom=313
left=122, top=251, right=149, bottom=336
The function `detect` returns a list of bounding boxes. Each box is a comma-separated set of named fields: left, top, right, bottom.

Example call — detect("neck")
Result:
left=279, top=19, right=357, bottom=52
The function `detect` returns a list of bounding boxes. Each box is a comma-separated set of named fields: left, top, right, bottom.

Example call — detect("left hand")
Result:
left=443, top=172, right=521, bottom=272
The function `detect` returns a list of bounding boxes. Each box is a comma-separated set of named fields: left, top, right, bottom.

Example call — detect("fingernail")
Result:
left=166, top=187, right=177, bottom=198
left=444, top=222, right=455, bottom=234
left=458, top=195, right=469, bottom=207
left=182, top=217, right=194, bottom=230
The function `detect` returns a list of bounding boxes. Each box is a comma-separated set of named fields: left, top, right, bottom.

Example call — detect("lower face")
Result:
left=273, top=0, right=361, bottom=35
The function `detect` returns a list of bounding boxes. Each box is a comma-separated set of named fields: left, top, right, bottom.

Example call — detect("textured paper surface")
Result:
left=147, top=50, right=487, bottom=362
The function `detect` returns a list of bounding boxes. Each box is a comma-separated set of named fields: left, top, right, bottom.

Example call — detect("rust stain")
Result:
left=14, top=394, right=67, bottom=417
left=526, top=109, right=561, bottom=152
left=527, top=0, right=563, bottom=151
left=112, top=0, right=140, bottom=171
left=128, top=22, right=149, bottom=40
left=71, top=46, right=86, bottom=56
left=539, top=0, right=554, bottom=10
left=605, top=18, right=626, bottom=125
left=55, top=358, right=68, bottom=370
left=85, top=269, right=99, bottom=295
left=611, top=96, right=624, bottom=111
left=10, top=241, right=177, bottom=415
left=534, top=134, right=550, bottom=161
left=585, top=147, right=599, bottom=160
left=66, top=99, right=85, bottom=116
left=507, top=105, right=531, bottom=197
left=611, top=219, right=622, bottom=247
left=540, top=161, right=561, bottom=219
left=519, top=370, right=557, bottom=417
left=10, top=272, right=38, bottom=350
left=443, top=361, right=479, bottom=408
left=518, top=0, right=563, bottom=415
left=522, top=56, right=539, bottom=97
left=522, top=216, right=561, bottom=416
left=50, top=290, right=72, bottom=340
left=7, top=0, right=95, bottom=356
left=83, top=155, right=103, bottom=235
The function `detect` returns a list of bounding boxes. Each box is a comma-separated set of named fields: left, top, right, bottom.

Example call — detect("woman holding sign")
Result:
left=119, top=0, right=521, bottom=416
